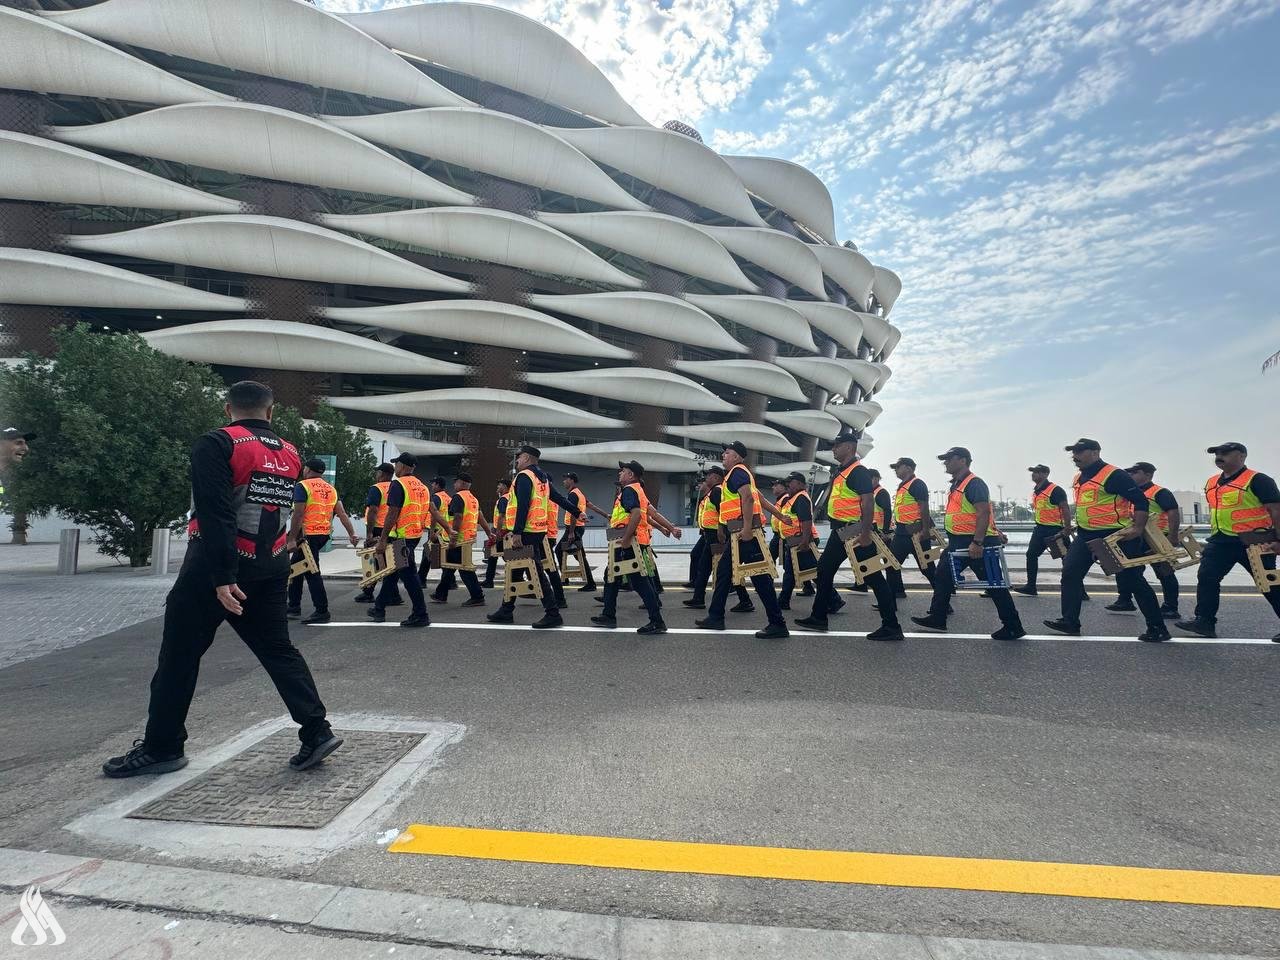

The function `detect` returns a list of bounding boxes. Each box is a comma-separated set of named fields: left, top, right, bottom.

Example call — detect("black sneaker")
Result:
left=1043, top=618, right=1081, bottom=635
left=756, top=623, right=789, bottom=640
left=1082, top=592, right=1091, bottom=601
left=992, top=625, right=1026, bottom=641
left=579, top=584, right=597, bottom=593
left=462, top=597, right=486, bottom=608
left=1174, top=618, right=1215, bottom=638
left=286, top=607, right=302, bottom=620
left=850, top=584, right=869, bottom=593
left=367, top=607, right=386, bottom=623
left=794, top=616, right=828, bottom=632
left=531, top=614, right=563, bottom=629
left=400, top=613, right=430, bottom=628
left=729, top=602, right=755, bottom=614
left=590, top=615, right=617, bottom=628
left=593, top=596, right=605, bottom=604
left=910, top=615, right=946, bottom=632
left=556, top=599, right=569, bottom=609
left=102, top=740, right=188, bottom=779
left=638, top=620, right=667, bottom=635
left=867, top=624, right=905, bottom=641
left=681, top=581, right=693, bottom=589
left=430, top=596, right=449, bottom=604
left=694, top=618, right=725, bottom=630
left=779, top=601, right=791, bottom=610
left=1139, top=627, right=1172, bottom=642
left=487, top=610, right=514, bottom=623
left=1161, top=608, right=1180, bottom=620
left=682, top=599, right=706, bottom=609
left=384, top=597, right=404, bottom=607
left=288, top=733, right=343, bottom=771
left=1012, top=585, right=1037, bottom=596
left=302, top=611, right=331, bottom=625
left=1105, top=600, right=1136, bottom=613
left=480, top=581, right=495, bottom=589
left=354, top=591, right=375, bottom=603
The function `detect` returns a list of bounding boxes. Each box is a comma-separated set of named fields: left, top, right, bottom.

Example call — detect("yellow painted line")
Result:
left=388, top=825, right=1280, bottom=910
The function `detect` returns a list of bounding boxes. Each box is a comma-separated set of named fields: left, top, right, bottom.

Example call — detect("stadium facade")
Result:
left=0, top=0, right=901, bottom=517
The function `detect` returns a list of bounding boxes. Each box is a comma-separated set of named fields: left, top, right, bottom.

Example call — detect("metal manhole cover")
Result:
left=128, top=729, right=425, bottom=829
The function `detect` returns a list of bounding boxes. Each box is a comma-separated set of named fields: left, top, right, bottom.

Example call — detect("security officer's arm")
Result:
left=793, top=496, right=814, bottom=548
left=1111, top=473, right=1149, bottom=541
left=854, top=493, right=874, bottom=546
left=478, top=509, right=494, bottom=540
left=547, top=481, right=581, bottom=520
left=334, top=499, right=359, bottom=546
left=429, top=502, right=454, bottom=540
left=509, top=473, right=533, bottom=548
left=376, top=482, right=403, bottom=553
left=648, top=506, right=683, bottom=540
left=190, top=432, right=245, bottom=611
left=586, top=499, right=611, bottom=520
left=620, top=506, right=643, bottom=549
left=760, top=497, right=784, bottom=521
left=1053, top=487, right=1072, bottom=536
left=970, top=502, right=992, bottom=558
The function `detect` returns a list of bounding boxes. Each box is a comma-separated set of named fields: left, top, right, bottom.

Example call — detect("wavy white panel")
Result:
left=525, top=368, right=735, bottom=413
left=0, top=248, right=245, bottom=311
left=54, top=104, right=471, bottom=205
left=873, top=266, right=903, bottom=315
left=330, top=388, right=625, bottom=430
left=697, top=226, right=827, bottom=300
left=665, top=421, right=797, bottom=454
left=64, top=216, right=473, bottom=294
left=360, top=428, right=467, bottom=458
left=46, top=0, right=466, bottom=108
left=857, top=311, right=894, bottom=355
left=857, top=440, right=875, bottom=458
left=321, top=208, right=640, bottom=289
left=0, top=7, right=232, bottom=105
left=673, top=359, right=806, bottom=403
left=325, top=300, right=629, bottom=360
left=721, top=156, right=837, bottom=244
left=825, top=402, right=873, bottom=431
left=860, top=400, right=884, bottom=425
left=540, top=441, right=701, bottom=474
left=811, top=245, right=875, bottom=310
left=538, top=212, right=757, bottom=292
left=816, top=451, right=838, bottom=466
left=831, top=359, right=883, bottom=397
left=764, top=408, right=842, bottom=439
left=786, top=301, right=864, bottom=354
left=324, top=108, right=644, bottom=212
left=684, top=295, right=816, bottom=352
left=143, top=320, right=470, bottom=377
left=526, top=292, right=746, bottom=354
left=871, top=362, right=892, bottom=393
left=344, top=3, right=647, bottom=126
left=881, top=324, right=902, bottom=360
left=774, top=357, right=855, bottom=397
left=1, top=131, right=238, bottom=214
left=755, top=461, right=831, bottom=482
left=552, top=126, right=769, bottom=228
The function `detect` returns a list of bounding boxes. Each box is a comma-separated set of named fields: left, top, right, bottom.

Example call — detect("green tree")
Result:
left=270, top=400, right=376, bottom=511
left=0, top=324, right=225, bottom=566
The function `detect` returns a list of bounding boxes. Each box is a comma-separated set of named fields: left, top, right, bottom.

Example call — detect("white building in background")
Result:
left=0, top=0, right=900, bottom=521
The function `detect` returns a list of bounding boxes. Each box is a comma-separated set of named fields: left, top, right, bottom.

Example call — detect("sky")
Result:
left=321, top=0, right=1280, bottom=501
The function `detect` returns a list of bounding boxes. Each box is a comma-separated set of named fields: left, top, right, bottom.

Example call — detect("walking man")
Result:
left=481, top=477, right=510, bottom=588
left=695, top=441, right=788, bottom=639
left=1176, top=442, right=1280, bottom=641
left=776, top=471, right=817, bottom=611
left=1014, top=464, right=1069, bottom=597
left=590, top=460, right=666, bottom=634
left=431, top=473, right=492, bottom=607
left=910, top=447, right=1025, bottom=640
left=355, top=462, right=394, bottom=603
left=795, top=430, right=903, bottom=640
left=885, top=457, right=936, bottom=598
left=557, top=473, right=598, bottom=591
left=684, top=466, right=752, bottom=611
left=287, top=458, right=358, bottom=625
left=103, top=381, right=341, bottom=777
left=368, top=452, right=436, bottom=628
left=1108, top=462, right=1182, bottom=619
left=1043, top=439, right=1170, bottom=642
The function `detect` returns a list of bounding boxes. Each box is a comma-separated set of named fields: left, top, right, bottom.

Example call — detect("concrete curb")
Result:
left=0, top=848, right=1265, bottom=960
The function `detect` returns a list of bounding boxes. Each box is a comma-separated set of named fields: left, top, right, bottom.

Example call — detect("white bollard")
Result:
left=151, top=527, right=171, bottom=576
left=57, top=528, right=80, bottom=575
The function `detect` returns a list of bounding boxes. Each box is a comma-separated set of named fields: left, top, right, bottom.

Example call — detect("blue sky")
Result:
left=324, top=0, right=1280, bottom=498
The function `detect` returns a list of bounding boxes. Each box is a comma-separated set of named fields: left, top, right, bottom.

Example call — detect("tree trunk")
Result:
left=9, top=509, right=28, bottom=545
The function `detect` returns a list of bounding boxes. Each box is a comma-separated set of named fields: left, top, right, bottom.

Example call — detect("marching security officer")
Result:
left=487, top=445, right=582, bottom=629
left=684, top=466, right=752, bottom=611
left=557, top=473, right=598, bottom=591
left=1176, top=442, right=1280, bottom=641
left=367, top=452, right=436, bottom=628
left=481, top=476, right=510, bottom=588
left=1015, top=464, right=1069, bottom=596
left=1109, top=462, right=1181, bottom=619
left=590, top=460, right=666, bottom=634
left=431, top=473, right=493, bottom=607
left=776, top=471, right=817, bottom=610
left=417, top=476, right=452, bottom=586
left=768, top=479, right=788, bottom=563
left=885, top=457, right=936, bottom=597
left=910, top=447, right=1025, bottom=640
left=355, top=462, right=394, bottom=603
left=695, top=441, right=788, bottom=639
left=103, top=381, right=340, bottom=777
left=286, top=458, right=358, bottom=625
left=1044, top=439, right=1169, bottom=642
left=795, top=430, right=903, bottom=640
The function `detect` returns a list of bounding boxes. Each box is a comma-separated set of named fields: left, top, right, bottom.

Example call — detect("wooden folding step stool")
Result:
left=439, top=537, right=476, bottom=572
left=902, top=522, right=943, bottom=569
left=1241, top=529, right=1280, bottom=594
left=287, top=541, right=318, bottom=585
left=785, top=533, right=819, bottom=586
left=839, top=527, right=900, bottom=585
left=1087, top=524, right=1182, bottom=575
left=355, top=542, right=401, bottom=591
left=605, top=527, right=645, bottom=582
left=726, top=521, right=776, bottom=587
left=502, top=536, right=544, bottom=602
left=558, top=540, right=589, bottom=584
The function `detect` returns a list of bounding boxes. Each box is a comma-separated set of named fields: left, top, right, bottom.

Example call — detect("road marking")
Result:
left=386, top=825, right=1280, bottom=910
left=313, top=622, right=1276, bottom=644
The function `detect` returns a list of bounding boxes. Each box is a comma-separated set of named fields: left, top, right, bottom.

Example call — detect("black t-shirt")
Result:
left=904, top=478, right=929, bottom=503
left=365, top=484, right=382, bottom=508
left=619, top=486, right=641, bottom=513
left=1145, top=485, right=1179, bottom=513
left=874, top=488, right=893, bottom=527
left=1219, top=469, right=1280, bottom=503
left=1035, top=480, right=1067, bottom=506
left=955, top=474, right=989, bottom=504
left=387, top=478, right=407, bottom=508
left=791, top=492, right=813, bottom=522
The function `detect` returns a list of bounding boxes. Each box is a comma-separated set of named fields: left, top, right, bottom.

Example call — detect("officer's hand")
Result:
left=855, top=530, right=871, bottom=547
left=621, top=536, right=633, bottom=550
left=348, top=534, right=359, bottom=547
left=998, top=531, right=1009, bottom=545
left=1169, top=530, right=1182, bottom=547
left=510, top=534, right=523, bottom=549
left=363, top=535, right=375, bottom=548
left=1117, top=526, right=1144, bottom=541
left=286, top=538, right=298, bottom=553
left=216, top=583, right=246, bottom=616
left=375, top=537, right=388, bottom=555
left=673, top=528, right=683, bottom=540
left=967, top=541, right=983, bottom=560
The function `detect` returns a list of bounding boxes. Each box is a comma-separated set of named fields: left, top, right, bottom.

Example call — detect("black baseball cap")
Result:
left=563, top=472, right=579, bottom=482
left=517, top=444, right=541, bottom=458
left=375, top=462, right=394, bottom=474
left=618, top=459, right=645, bottom=477
left=1126, top=462, right=1156, bottom=474
left=390, top=452, right=417, bottom=467
left=1207, top=441, right=1247, bottom=456
left=1065, top=438, right=1101, bottom=452
left=430, top=475, right=447, bottom=488
left=937, top=446, right=971, bottom=461
left=889, top=457, right=915, bottom=469
left=827, top=429, right=860, bottom=449
left=455, top=472, right=473, bottom=483
left=304, top=457, right=326, bottom=473
left=785, top=471, right=807, bottom=484
left=2, top=427, right=35, bottom=441
left=722, top=440, right=749, bottom=458
left=1027, top=464, right=1050, bottom=473
left=771, top=478, right=787, bottom=487
left=703, top=464, right=726, bottom=478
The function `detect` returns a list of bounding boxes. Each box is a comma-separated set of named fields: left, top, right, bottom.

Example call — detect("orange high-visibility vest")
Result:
left=453, top=489, right=480, bottom=542
left=299, top=477, right=337, bottom=536
left=1033, top=482, right=1064, bottom=527
left=371, top=481, right=390, bottom=528
left=778, top=489, right=818, bottom=538
left=1207, top=469, right=1270, bottom=536
left=1136, top=482, right=1171, bottom=532
left=894, top=477, right=923, bottom=524
left=566, top=488, right=588, bottom=527
left=609, top=482, right=651, bottom=546
left=827, top=460, right=864, bottom=522
left=718, top=464, right=763, bottom=525
left=771, top=493, right=791, bottom=533
left=1074, top=464, right=1131, bottom=531
left=392, top=475, right=429, bottom=540
left=504, top=469, right=550, bottom=534
left=697, top=493, right=719, bottom=530
left=431, top=490, right=452, bottom=539
left=945, top=474, right=997, bottom=536
left=872, top=485, right=887, bottom=529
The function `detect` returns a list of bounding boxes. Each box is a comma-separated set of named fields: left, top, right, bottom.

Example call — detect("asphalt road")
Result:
left=2, top=583, right=1278, bottom=956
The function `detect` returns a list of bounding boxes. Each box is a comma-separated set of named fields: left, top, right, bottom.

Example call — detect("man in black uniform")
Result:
left=1044, top=439, right=1169, bottom=642
left=367, top=452, right=437, bottom=629
left=1108, top=462, right=1181, bottom=618
left=590, top=460, right=666, bottom=634
left=767, top=479, right=788, bottom=563
left=486, top=445, right=581, bottom=629
left=1015, top=464, right=1070, bottom=597
left=556, top=473, right=599, bottom=592
left=355, top=462, right=395, bottom=604
left=683, top=466, right=752, bottom=611
left=430, top=473, right=493, bottom=607
left=103, top=381, right=341, bottom=777
left=776, top=471, right=817, bottom=610
left=885, top=457, right=936, bottom=598
left=481, top=477, right=510, bottom=588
